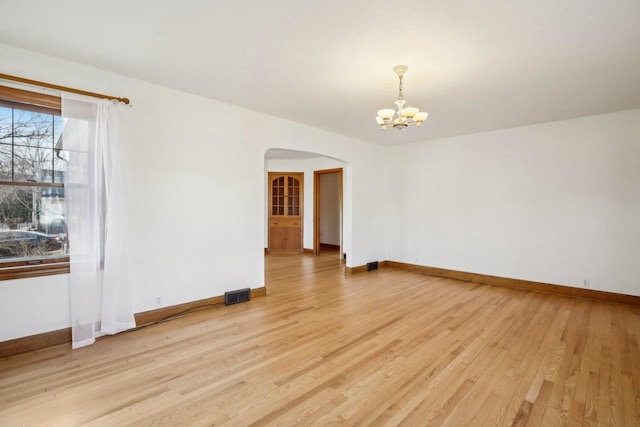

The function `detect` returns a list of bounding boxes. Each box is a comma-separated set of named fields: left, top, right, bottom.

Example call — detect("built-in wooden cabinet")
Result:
left=268, top=172, right=303, bottom=252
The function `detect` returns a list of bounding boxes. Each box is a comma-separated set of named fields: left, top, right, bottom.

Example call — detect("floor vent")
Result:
left=224, top=288, right=251, bottom=305
left=367, top=261, right=379, bottom=272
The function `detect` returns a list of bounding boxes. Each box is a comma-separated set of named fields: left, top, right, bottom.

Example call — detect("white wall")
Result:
left=386, top=109, right=640, bottom=296
left=319, top=173, right=341, bottom=245
left=4, top=40, right=636, bottom=343
left=265, top=156, right=345, bottom=250
left=0, top=43, right=387, bottom=341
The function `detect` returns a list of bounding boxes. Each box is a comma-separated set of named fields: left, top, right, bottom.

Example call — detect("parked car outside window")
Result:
left=0, top=230, right=64, bottom=258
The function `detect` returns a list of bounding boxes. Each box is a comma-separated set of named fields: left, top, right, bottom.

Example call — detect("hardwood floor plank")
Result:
left=1, top=252, right=639, bottom=425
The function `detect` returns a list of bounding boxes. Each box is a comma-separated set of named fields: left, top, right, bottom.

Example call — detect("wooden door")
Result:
left=268, top=172, right=303, bottom=252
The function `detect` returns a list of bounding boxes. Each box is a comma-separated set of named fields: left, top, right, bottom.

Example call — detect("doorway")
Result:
left=268, top=172, right=304, bottom=253
left=314, top=168, right=343, bottom=258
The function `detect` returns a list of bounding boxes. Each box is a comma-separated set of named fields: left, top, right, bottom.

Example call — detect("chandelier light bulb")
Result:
left=377, top=109, right=395, bottom=120
left=402, top=107, right=419, bottom=118
left=414, top=112, right=428, bottom=122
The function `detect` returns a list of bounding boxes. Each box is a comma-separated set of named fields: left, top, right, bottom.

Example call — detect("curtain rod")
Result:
left=0, top=72, right=130, bottom=105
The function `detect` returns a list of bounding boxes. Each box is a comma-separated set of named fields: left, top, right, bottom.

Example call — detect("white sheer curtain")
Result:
left=62, top=93, right=136, bottom=349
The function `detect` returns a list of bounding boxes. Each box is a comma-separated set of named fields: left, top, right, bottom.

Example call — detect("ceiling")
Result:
left=1, top=0, right=639, bottom=146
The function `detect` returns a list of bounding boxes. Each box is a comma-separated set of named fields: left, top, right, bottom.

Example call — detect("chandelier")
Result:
left=376, top=65, right=428, bottom=131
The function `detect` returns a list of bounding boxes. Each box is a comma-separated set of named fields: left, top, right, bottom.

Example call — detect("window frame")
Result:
left=0, top=85, right=69, bottom=280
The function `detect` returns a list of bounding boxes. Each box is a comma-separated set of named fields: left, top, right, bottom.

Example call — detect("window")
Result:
left=0, top=86, right=69, bottom=280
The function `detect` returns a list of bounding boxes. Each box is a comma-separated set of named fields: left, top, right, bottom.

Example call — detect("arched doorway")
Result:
left=264, top=149, right=346, bottom=259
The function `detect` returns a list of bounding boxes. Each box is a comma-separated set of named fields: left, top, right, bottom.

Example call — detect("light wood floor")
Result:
left=1, top=252, right=639, bottom=426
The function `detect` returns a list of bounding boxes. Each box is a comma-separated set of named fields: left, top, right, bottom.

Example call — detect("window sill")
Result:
left=0, top=256, right=70, bottom=281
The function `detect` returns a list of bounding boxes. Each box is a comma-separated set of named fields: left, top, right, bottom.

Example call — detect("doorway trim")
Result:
left=313, top=168, right=343, bottom=257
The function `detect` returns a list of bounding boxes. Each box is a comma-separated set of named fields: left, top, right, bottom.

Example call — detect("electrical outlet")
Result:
left=583, top=279, right=590, bottom=288
left=156, top=296, right=162, bottom=306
